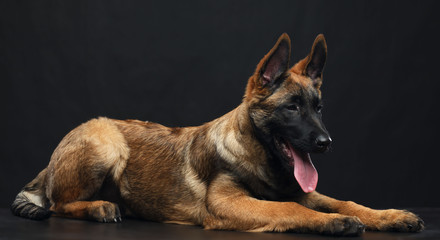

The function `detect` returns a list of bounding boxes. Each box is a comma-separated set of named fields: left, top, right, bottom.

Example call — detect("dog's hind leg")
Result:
left=46, top=117, right=129, bottom=222
left=51, top=201, right=122, bottom=223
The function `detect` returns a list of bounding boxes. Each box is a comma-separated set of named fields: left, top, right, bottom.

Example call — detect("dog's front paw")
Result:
left=368, top=209, right=424, bottom=232
left=320, top=215, right=365, bottom=236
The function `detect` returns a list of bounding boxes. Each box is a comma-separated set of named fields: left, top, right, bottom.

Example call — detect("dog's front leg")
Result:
left=203, top=174, right=365, bottom=236
left=298, top=191, right=424, bottom=232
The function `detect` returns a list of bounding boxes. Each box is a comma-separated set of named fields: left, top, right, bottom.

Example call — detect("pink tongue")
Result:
left=287, top=145, right=318, bottom=193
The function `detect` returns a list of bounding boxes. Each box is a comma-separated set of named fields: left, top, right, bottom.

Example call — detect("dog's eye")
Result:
left=286, top=104, right=299, bottom=111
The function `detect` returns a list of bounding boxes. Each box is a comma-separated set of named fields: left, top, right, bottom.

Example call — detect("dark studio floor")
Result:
left=1, top=208, right=439, bottom=240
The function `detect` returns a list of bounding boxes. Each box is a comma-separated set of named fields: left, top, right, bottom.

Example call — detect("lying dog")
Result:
left=12, top=33, right=424, bottom=236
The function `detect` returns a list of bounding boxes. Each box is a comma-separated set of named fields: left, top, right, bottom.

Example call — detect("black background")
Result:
left=1, top=0, right=439, bottom=209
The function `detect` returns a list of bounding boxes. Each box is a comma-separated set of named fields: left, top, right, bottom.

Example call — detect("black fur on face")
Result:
left=246, top=33, right=330, bottom=171
left=274, top=84, right=329, bottom=154
left=249, top=79, right=331, bottom=166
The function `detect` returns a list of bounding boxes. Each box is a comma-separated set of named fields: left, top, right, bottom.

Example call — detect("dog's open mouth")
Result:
left=275, top=138, right=318, bottom=193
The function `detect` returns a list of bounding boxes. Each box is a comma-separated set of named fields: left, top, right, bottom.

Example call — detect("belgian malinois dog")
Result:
left=12, top=33, right=424, bottom=236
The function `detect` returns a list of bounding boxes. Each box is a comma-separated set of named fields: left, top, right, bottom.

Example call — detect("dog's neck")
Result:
left=205, top=103, right=272, bottom=183
left=203, top=103, right=303, bottom=199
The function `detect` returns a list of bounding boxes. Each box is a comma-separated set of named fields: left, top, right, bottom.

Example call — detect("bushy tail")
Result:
left=11, top=169, right=51, bottom=220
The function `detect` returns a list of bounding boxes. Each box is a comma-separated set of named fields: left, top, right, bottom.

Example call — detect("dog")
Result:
left=12, top=33, right=424, bottom=236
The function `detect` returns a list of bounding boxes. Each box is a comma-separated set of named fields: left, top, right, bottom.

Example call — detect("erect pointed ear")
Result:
left=256, top=33, right=291, bottom=87
left=292, top=34, right=327, bottom=89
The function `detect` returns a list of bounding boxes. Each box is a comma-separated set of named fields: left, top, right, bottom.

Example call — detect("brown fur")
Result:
left=13, top=33, right=424, bottom=236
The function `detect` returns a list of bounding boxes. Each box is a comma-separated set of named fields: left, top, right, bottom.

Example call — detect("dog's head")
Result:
left=245, top=33, right=330, bottom=193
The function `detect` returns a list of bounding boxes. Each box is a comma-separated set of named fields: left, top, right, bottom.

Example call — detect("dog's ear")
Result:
left=259, top=33, right=291, bottom=87
left=291, top=34, right=327, bottom=89
left=245, top=33, right=291, bottom=99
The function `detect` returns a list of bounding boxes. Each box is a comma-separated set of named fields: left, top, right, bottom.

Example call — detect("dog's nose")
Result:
left=315, top=135, right=332, bottom=148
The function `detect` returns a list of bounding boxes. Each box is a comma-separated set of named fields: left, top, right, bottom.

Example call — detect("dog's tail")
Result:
left=11, top=168, right=51, bottom=220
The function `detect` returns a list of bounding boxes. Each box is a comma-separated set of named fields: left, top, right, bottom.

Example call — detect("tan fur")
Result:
left=46, top=117, right=129, bottom=205
left=51, top=200, right=120, bottom=222
left=203, top=173, right=355, bottom=233
left=82, top=117, right=130, bottom=182
left=15, top=33, right=423, bottom=236
left=297, top=192, right=423, bottom=231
